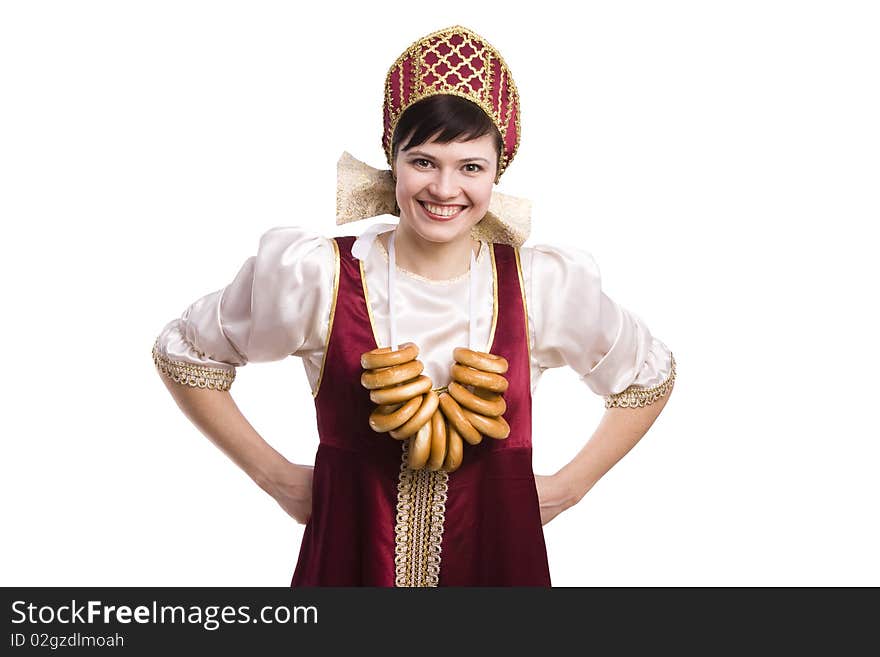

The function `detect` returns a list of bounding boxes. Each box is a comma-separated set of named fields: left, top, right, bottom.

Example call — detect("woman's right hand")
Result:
left=265, top=461, right=314, bottom=525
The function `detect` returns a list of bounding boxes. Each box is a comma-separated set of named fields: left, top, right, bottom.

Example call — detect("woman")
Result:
left=152, top=25, right=676, bottom=586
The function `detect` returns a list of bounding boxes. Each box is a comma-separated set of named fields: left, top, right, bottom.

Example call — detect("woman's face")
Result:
left=393, top=132, right=497, bottom=245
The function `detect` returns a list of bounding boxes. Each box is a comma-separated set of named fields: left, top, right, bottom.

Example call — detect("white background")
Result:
left=2, top=0, right=878, bottom=586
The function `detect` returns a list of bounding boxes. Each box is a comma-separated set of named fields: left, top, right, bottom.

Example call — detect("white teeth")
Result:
left=422, top=202, right=464, bottom=217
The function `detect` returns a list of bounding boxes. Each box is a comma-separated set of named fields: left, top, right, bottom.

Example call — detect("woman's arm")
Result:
left=158, top=375, right=314, bottom=524
left=150, top=228, right=337, bottom=524
left=535, top=381, right=674, bottom=525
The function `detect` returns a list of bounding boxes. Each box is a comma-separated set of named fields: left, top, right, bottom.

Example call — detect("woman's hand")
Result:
left=265, top=461, right=314, bottom=525
left=534, top=473, right=580, bottom=526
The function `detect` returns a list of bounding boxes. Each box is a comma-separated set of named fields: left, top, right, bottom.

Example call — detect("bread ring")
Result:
left=461, top=408, right=511, bottom=440
left=389, top=390, right=440, bottom=440
left=369, top=375, right=432, bottom=405
left=453, top=347, right=509, bottom=374
left=426, top=409, right=447, bottom=471
left=407, top=421, right=431, bottom=470
left=438, top=392, right=482, bottom=445
left=361, top=360, right=423, bottom=390
left=451, top=363, right=509, bottom=393
left=368, top=396, right=422, bottom=433
left=442, top=419, right=463, bottom=472
left=447, top=381, right=506, bottom=417
left=361, top=342, right=419, bottom=370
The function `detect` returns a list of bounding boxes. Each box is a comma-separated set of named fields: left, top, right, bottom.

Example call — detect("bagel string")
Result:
left=361, top=343, right=515, bottom=470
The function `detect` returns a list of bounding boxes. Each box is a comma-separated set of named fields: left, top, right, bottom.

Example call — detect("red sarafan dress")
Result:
left=291, top=236, right=550, bottom=586
left=152, top=225, right=676, bottom=586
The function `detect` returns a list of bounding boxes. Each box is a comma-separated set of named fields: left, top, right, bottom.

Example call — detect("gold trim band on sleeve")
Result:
left=604, top=353, right=676, bottom=409
left=152, top=339, right=236, bottom=391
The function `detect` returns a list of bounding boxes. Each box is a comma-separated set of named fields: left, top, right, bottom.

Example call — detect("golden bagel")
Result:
left=448, top=381, right=506, bottom=417
left=461, top=408, right=511, bottom=440
left=453, top=347, right=509, bottom=374
left=451, top=363, right=509, bottom=393
left=426, top=409, right=447, bottom=471
left=442, top=419, right=463, bottom=472
left=389, top=390, right=440, bottom=440
left=407, top=421, right=432, bottom=470
left=361, top=342, right=419, bottom=369
left=361, top=360, right=423, bottom=390
left=438, top=392, right=482, bottom=445
left=369, top=375, right=432, bottom=405
left=368, top=397, right=422, bottom=433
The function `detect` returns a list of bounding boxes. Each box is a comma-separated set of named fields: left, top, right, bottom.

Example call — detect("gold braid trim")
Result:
left=394, top=440, right=449, bottom=587
left=151, top=339, right=236, bottom=391
left=604, top=354, right=676, bottom=409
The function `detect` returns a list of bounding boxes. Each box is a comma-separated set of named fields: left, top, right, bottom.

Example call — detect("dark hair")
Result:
left=391, top=95, right=503, bottom=174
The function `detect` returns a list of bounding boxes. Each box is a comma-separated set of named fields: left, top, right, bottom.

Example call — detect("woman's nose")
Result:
left=427, top=170, right=460, bottom=200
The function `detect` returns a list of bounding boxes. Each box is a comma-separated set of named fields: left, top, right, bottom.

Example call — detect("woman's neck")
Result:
left=381, top=224, right=480, bottom=281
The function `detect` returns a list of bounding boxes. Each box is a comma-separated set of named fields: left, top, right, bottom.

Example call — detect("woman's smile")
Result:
left=418, top=200, right=468, bottom=221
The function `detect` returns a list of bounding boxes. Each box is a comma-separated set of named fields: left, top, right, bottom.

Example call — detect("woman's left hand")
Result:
left=534, top=473, right=578, bottom=525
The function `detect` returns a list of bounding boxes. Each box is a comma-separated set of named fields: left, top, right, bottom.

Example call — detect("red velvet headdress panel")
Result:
left=382, top=25, right=521, bottom=177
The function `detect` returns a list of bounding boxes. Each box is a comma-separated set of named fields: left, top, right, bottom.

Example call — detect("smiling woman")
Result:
left=385, top=95, right=503, bottom=275
left=393, top=132, right=497, bottom=270
left=151, top=24, right=676, bottom=587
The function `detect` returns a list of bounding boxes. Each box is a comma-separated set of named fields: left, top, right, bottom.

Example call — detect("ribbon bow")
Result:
left=335, top=152, right=531, bottom=248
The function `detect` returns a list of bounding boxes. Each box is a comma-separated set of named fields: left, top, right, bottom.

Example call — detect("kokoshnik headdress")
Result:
left=336, top=25, right=531, bottom=248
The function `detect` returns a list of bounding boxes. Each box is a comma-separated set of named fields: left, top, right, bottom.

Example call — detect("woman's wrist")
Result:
left=555, top=466, right=593, bottom=508
left=249, top=451, right=294, bottom=495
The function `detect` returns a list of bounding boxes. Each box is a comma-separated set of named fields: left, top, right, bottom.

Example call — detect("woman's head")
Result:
left=392, top=99, right=498, bottom=245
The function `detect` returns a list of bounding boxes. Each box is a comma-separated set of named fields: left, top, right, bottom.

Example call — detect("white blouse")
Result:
left=153, top=225, right=675, bottom=405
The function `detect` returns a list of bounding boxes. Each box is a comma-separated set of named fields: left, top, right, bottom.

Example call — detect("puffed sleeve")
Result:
left=522, top=243, right=676, bottom=408
left=151, top=226, right=336, bottom=391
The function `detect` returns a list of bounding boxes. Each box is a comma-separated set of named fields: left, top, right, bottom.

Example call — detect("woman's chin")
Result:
left=411, top=222, right=473, bottom=245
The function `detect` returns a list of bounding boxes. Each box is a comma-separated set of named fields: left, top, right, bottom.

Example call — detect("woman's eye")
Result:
left=410, top=159, right=482, bottom=172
